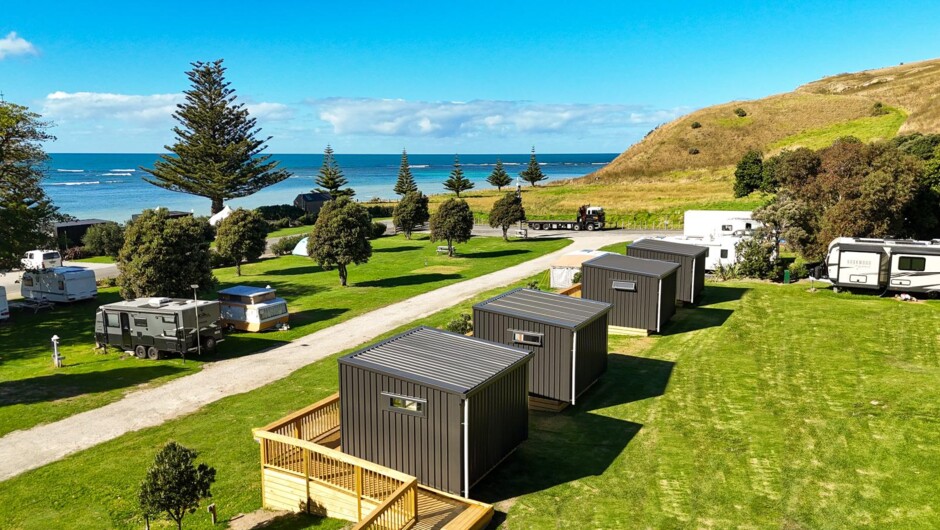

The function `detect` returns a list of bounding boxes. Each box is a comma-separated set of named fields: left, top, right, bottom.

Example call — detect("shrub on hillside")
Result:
left=445, top=314, right=473, bottom=335
left=688, top=147, right=700, bottom=155
left=690, top=121, right=702, bottom=129
left=255, top=204, right=305, bottom=221
left=734, top=107, right=747, bottom=117
left=272, top=234, right=304, bottom=256
left=870, top=102, right=889, bottom=116
left=371, top=222, right=387, bottom=239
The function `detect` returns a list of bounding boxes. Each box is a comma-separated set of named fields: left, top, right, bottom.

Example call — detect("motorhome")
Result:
left=20, top=250, right=62, bottom=270
left=218, top=285, right=289, bottom=332
left=683, top=210, right=760, bottom=238
left=0, top=286, right=9, bottom=321
left=644, top=235, right=740, bottom=271
left=94, top=297, right=224, bottom=360
left=21, top=266, right=97, bottom=302
left=824, top=237, right=940, bottom=295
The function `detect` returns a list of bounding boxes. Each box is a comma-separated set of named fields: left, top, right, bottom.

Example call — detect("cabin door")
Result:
left=120, top=313, right=132, bottom=347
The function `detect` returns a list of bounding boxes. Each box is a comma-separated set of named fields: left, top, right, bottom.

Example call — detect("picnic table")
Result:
left=436, top=245, right=455, bottom=254
left=9, top=299, right=55, bottom=314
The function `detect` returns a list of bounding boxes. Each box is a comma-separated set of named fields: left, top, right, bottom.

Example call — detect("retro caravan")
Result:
left=218, top=285, right=289, bottom=332
left=94, top=297, right=224, bottom=359
left=825, top=237, right=940, bottom=295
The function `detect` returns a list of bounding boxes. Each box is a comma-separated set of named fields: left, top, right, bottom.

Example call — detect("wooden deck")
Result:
left=254, top=393, right=493, bottom=530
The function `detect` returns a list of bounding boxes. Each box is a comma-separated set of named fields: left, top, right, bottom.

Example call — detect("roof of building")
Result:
left=583, top=253, right=680, bottom=279
left=629, top=238, right=708, bottom=258
left=296, top=191, right=332, bottom=202
left=218, top=285, right=275, bottom=297
left=339, top=326, right=532, bottom=397
left=474, top=288, right=610, bottom=330
left=54, top=219, right=108, bottom=228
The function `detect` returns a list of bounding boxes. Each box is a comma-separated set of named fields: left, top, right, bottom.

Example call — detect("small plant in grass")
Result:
left=688, top=147, right=700, bottom=155
left=871, top=102, right=889, bottom=116
left=526, top=280, right=540, bottom=291
left=445, top=313, right=473, bottom=335
left=138, top=441, right=216, bottom=530
left=572, top=271, right=582, bottom=284
left=690, top=121, right=702, bottom=129
left=713, top=262, right=738, bottom=281
left=734, top=107, right=747, bottom=117
left=371, top=222, right=387, bottom=239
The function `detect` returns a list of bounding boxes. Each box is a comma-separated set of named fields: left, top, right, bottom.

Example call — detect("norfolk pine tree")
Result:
left=443, top=155, right=474, bottom=197
left=138, top=441, right=216, bottom=530
left=520, top=147, right=547, bottom=186
left=430, top=198, right=474, bottom=257
left=486, top=159, right=512, bottom=191
left=214, top=208, right=269, bottom=276
left=489, top=192, right=526, bottom=240
left=392, top=191, right=430, bottom=239
left=307, top=197, right=372, bottom=286
left=142, top=60, right=290, bottom=214
left=316, top=145, right=355, bottom=199
left=394, top=149, right=418, bottom=195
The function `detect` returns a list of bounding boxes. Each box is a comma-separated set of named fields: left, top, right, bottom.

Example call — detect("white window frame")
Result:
left=510, top=330, right=543, bottom=347
left=611, top=280, right=637, bottom=292
left=382, top=392, right=427, bottom=417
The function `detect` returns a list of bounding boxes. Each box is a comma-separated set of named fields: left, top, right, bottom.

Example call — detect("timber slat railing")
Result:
left=353, top=478, right=418, bottom=530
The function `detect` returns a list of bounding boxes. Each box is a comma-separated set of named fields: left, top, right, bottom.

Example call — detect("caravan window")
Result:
left=720, top=249, right=729, bottom=259
left=898, top=256, right=926, bottom=271
left=133, top=317, right=148, bottom=328
left=721, top=224, right=732, bottom=231
left=106, top=313, right=120, bottom=328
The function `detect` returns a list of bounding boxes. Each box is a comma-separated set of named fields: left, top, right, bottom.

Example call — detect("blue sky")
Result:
left=2, top=1, right=940, bottom=153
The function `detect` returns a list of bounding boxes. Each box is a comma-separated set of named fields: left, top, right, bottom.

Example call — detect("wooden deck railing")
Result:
left=259, top=393, right=341, bottom=442
left=354, top=478, right=418, bottom=530
left=558, top=282, right=582, bottom=297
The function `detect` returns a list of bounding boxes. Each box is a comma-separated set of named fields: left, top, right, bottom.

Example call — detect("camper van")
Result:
left=218, top=285, right=289, bottom=332
left=94, top=297, right=224, bottom=359
left=0, top=286, right=9, bottom=321
left=20, top=249, right=63, bottom=270
left=825, top=237, right=940, bottom=295
left=683, top=210, right=761, bottom=238
left=21, top=267, right=97, bottom=302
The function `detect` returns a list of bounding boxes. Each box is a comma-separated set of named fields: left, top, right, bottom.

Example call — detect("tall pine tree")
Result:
left=315, top=145, right=354, bottom=199
left=142, top=59, right=290, bottom=214
left=519, top=146, right=547, bottom=186
left=393, top=149, right=418, bottom=196
left=443, top=155, right=474, bottom=197
left=486, top=159, right=512, bottom=191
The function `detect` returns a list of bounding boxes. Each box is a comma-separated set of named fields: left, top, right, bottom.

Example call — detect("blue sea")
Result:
left=43, top=153, right=617, bottom=222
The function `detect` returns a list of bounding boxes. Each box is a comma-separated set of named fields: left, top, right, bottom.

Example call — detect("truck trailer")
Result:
left=94, top=297, right=224, bottom=359
left=21, top=266, right=97, bottom=303
left=526, top=205, right=606, bottom=231
left=825, top=237, right=940, bottom=295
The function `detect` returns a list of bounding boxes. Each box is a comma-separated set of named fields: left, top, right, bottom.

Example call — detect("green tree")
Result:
left=393, top=149, right=418, bottom=196
left=443, top=155, right=474, bottom=197
left=138, top=441, right=216, bottom=530
left=392, top=191, right=430, bottom=240
left=0, top=101, right=58, bottom=270
left=117, top=209, right=215, bottom=299
left=733, top=149, right=763, bottom=197
left=430, top=198, right=473, bottom=257
left=81, top=222, right=124, bottom=258
left=214, top=208, right=269, bottom=276
left=307, top=197, right=372, bottom=286
left=315, top=145, right=354, bottom=199
left=519, top=147, right=547, bottom=186
left=142, top=60, right=290, bottom=214
left=486, top=159, right=512, bottom=191
left=734, top=232, right=777, bottom=280
left=488, top=192, right=526, bottom=240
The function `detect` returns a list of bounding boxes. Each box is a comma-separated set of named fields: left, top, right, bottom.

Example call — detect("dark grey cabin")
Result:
left=338, top=326, right=531, bottom=497
left=581, top=254, right=680, bottom=333
left=473, top=288, right=611, bottom=405
left=55, top=219, right=108, bottom=247
left=627, top=239, right=707, bottom=304
left=293, top=191, right=332, bottom=215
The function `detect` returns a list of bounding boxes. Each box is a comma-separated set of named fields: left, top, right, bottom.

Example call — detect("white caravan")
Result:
left=0, top=286, right=9, bottom=321
left=21, top=266, right=98, bottom=302
left=825, top=237, right=940, bottom=295
left=654, top=235, right=742, bottom=271
left=683, top=210, right=760, bottom=238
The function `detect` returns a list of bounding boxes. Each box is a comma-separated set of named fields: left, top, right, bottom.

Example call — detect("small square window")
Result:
left=612, top=280, right=637, bottom=292
left=133, top=317, right=148, bottom=328
left=511, top=330, right=543, bottom=346
left=721, top=224, right=733, bottom=231
left=720, top=249, right=729, bottom=259
left=383, top=392, right=426, bottom=416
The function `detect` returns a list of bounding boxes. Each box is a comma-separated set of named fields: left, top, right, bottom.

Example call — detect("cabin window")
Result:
left=721, top=224, right=732, bottom=231
left=133, top=317, right=148, bottom=328
left=382, top=392, right=426, bottom=416
left=898, top=256, right=926, bottom=272
left=720, top=249, right=729, bottom=259
left=106, top=313, right=120, bottom=328
left=611, top=280, right=637, bottom=292
left=511, top=330, right=543, bottom=347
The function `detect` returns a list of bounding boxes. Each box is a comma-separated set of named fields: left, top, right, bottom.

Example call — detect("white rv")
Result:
left=683, top=210, right=760, bottom=238
left=0, top=286, right=9, bottom=321
left=825, top=237, right=940, bottom=295
left=21, top=266, right=98, bottom=303
left=654, top=235, right=741, bottom=271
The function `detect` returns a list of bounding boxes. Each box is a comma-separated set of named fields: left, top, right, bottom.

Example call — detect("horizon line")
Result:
left=45, top=151, right=621, bottom=156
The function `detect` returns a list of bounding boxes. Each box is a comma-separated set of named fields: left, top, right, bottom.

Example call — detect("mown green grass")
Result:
left=265, top=225, right=315, bottom=239
left=0, top=234, right=567, bottom=436
left=72, top=255, right=115, bottom=264
left=2, top=281, right=938, bottom=529
left=771, top=106, right=907, bottom=151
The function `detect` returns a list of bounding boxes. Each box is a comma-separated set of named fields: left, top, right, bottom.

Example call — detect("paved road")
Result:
left=0, top=233, right=631, bottom=482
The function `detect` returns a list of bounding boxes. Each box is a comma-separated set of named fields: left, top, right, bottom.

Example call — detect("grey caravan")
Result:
left=825, top=237, right=940, bottom=295
left=94, top=297, right=224, bottom=359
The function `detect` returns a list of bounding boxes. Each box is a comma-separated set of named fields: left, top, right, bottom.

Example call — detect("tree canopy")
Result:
left=392, top=191, right=430, bottom=240
left=486, top=159, right=512, bottom=191
left=489, top=192, right=526, bottom=240
left=138, top=441, right=216, bottom=530
left=82, top=222, right=124, bottom=258
left=117, top=209, right=216, bottom=299
left=733, top=149, right=763, bottom=197
left=214, top=208, right=269, bottom=276
left=519, top=147, right=547, bottom=186
left=307, top=197, right=372, bottom=286
left=430, top=198, right=474, bottom=257
left=393, top=149, right=418, bottom=196
left=142, top=60, right=290, bottom=214
left=443, top=155, right=474, bottom=197
left=0, top=101, right=58, bottom=270
left=315, top=145, right=354, bottom=199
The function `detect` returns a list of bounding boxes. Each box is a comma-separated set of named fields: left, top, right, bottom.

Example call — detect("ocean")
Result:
left=42, top=153, right=617, bottom=222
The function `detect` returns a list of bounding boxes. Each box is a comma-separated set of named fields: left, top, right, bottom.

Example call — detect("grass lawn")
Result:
left=2, top=278, right=939, bottom=529
left=265, top=225, right=314, bottom=239
left=0, top=234, right=567, bottom=437
left=72, top=255, right=115, bottom=264
left=770, top=106, right=907, bottom=152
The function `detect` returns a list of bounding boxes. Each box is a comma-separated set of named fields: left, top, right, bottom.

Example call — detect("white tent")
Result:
left=549, top=250, right=612, bottom=288
left=291, top=237, right=310, bottom=256
left=209, top=205, right=233, bottom=226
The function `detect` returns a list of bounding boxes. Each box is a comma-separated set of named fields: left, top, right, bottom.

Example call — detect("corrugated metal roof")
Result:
left=340, top=327, right=532, bottom=396
left=583, top=253, right=680, bottom=278
left=629, top=238, right=708, bottom=258
left=218, top=285, right=275, bottom=297
left=474, top=288, right=611, bottom=330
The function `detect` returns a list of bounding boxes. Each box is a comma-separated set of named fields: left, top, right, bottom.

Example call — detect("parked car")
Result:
left=21, top=250, right=63, bottom=270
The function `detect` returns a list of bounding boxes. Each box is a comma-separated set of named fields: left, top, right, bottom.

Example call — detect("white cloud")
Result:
left=312, top=98, right=687, bottom=138
left=0, top=32, right=37, bottom=59
left=245, top=102, right=294, bottom=121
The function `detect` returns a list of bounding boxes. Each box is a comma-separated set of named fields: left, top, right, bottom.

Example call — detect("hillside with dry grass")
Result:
left=596, top=57, right=940, bottom=182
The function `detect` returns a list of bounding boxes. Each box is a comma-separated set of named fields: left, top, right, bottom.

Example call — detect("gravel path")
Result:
left=0, top=234, right=627, bottom=482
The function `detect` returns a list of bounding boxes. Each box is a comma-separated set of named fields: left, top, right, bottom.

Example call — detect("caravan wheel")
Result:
left=134, top=345, right=147, bottom=359
left=147, top=346, right=160, bottom=360
left=202, top=337, right=217, bottom=354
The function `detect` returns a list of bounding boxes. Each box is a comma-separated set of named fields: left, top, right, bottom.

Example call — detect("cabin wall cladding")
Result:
left=339, top=364, right=463, bottom=495
left=575, top=316, right=609, bottom=395
left=627, top=240, right=707, bottom=304
left=467, top=362, right=529, bottom=489
left=582, top=263, right=677, bottom=332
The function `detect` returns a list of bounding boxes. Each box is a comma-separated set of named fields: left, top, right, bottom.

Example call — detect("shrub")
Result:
left=393, top=191, right=430, bottom=240
left=734, top=107, right=747, bottom=117
left=688, top=147, right=700, bottom=155
left=97, top=277, right=118, bottom=288
left=298, top=212, right=318, bottom=225
left=788, top=258, right=809, bottom=281
left=526, top=280, right=540, bottom=291
left=271, top=234, right=305, bottom=256
left=371, top=222, right=387, bottom=239
left=255, top=204, right=305, bottom=221
left=209, top=250, right=230, bottom=269
left=215, top=208, right=269, bottom=276
left=735, top=236, right=776, bottom=279
left=713, top=262, right=739, bottom=281
left=445, top=314, right=473, bottom=335
left=365, top=204, right=395, bottom=218
left=572, top=271, right=582, bottom=284
left=871, top=102, right=889, bottom=116
left=690, top=121, right=702, bottom=129
left=138, top=441, right=216, bottom=530
left=62, top=246, right=85, bottom=260
left=82, top=221, right=124, bottom=257
left=268, top=217, right=291, bottom=230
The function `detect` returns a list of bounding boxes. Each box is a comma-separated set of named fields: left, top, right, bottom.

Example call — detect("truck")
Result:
left=824, top=237, right=940, bottom=296
left=21, top=266, right=98, bottom=303
left=94, top=297, right=224, bottom=359
left=21, top=249, right=63, bottom=270
left=526, top=205, right=606, bottom=231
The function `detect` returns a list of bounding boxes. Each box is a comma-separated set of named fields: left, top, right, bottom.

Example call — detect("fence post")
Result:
left=355, top=466, right=363, bottom=521
left=303, top=448, right=311, bottom=513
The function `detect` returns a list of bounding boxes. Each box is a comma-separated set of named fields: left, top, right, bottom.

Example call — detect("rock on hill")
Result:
left=596, top=58, right=940, bottom=182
